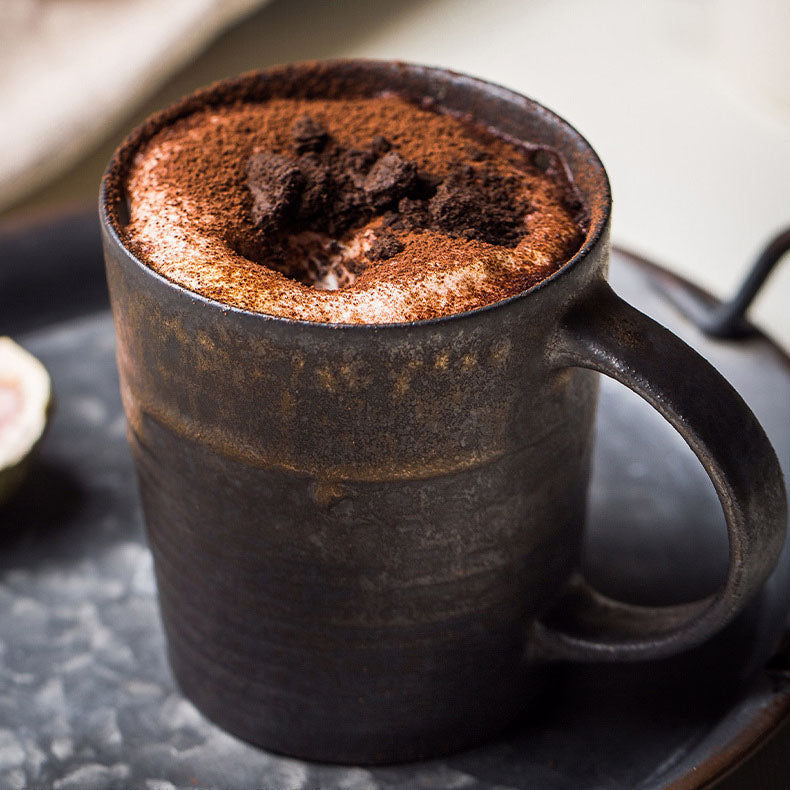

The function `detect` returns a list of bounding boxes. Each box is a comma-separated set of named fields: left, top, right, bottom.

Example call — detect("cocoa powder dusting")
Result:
left=123, top=95, right=588, bottom=323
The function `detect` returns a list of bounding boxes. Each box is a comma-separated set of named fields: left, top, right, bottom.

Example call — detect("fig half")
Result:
left=0, top=337, right=53, bottom=507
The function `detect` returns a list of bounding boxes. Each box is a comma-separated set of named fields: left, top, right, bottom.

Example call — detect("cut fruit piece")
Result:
left=0, top=337, right=53, bottom=507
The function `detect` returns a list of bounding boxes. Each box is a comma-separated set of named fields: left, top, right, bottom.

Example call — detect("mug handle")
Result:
left=533, top=281, right=787, bottom=662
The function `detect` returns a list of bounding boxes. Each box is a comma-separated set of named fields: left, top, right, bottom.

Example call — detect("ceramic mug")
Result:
left=100, top=61, right=787, bottom=764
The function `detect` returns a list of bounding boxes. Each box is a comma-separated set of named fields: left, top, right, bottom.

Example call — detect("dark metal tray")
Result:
left=1, top=207, right=789, bottom=790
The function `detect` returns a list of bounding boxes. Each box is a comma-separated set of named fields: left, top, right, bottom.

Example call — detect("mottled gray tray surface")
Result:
left=1, top=209, right=789, bottom=790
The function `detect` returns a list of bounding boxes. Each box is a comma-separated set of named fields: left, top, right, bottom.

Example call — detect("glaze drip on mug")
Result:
left=122, top=95, right=587, bottom=323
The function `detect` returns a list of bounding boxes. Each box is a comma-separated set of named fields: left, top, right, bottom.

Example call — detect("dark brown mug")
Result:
left=100, top=61, right=787, bottom=765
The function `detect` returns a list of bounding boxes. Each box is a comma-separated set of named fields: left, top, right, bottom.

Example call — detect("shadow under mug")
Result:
left=100, top=60, right=787, bottom=765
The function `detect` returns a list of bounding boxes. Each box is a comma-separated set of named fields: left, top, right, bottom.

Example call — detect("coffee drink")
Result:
left=101, top=62, right=785, bottom=764
left=120, top=94, right=587, bottom=323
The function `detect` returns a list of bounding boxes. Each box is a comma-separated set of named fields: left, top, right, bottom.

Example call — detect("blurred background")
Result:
left=1, top=1, right=789, bottom=787
left=1, top=0, right=788, bottom=345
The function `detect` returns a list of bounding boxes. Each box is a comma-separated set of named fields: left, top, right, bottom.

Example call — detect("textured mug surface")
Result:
left=100, top=61, right=786, bottom=764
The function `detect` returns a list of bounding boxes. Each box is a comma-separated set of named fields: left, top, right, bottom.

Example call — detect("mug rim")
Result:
left=100, top=58, right=612, bottom=331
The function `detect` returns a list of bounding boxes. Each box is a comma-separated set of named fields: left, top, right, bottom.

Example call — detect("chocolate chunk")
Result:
left=411, top=171, right=441, bottom=200
left=326, top=191, right=368, bottom=237
left=291, top=115, right=329, bottom=153
left=371, top=135, right=392, bottom=157
left=246, top=152, right=305, bottom=227
left=381, top=211, right=399, bottom=228
left=396, top=197, right=429, bottom=231
left=429, top=178, right=477, bottom=233
left=367, top=234, right=404, bottom=261
left=429, top=169, right=527, bottom=247
left=363, top=151, right=418, bottom=209
left=245, top=118, right=531, bottom=265
left=294, top=155, right=333, bottom=222
left=339, top=148, right=376, bottom=187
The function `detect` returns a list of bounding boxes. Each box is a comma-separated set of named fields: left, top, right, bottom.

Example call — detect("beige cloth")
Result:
left=0, top=0, right=269, bottom=213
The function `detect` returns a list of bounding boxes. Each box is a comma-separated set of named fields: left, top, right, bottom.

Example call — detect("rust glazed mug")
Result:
left=100, top=61, right=787, bottom=764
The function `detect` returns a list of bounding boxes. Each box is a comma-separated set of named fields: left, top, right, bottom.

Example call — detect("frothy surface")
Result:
left=123, top=95, right=587, bottom=323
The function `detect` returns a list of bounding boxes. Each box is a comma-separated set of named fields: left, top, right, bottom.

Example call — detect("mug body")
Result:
left=101, top=61, right=611, bottom=764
